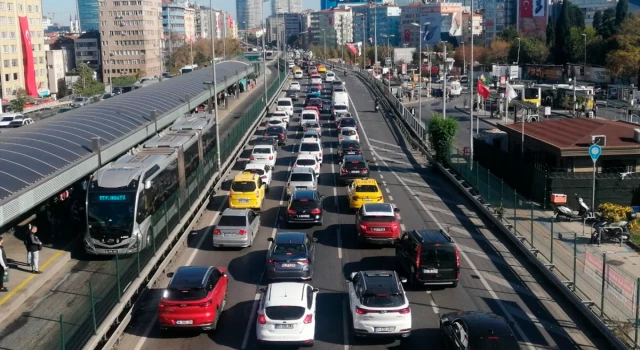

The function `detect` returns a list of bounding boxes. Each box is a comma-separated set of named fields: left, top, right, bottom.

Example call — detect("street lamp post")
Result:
left=207, top=0, right=221, bottom=170
left=582, top=33, right=587, bottom=71
left=442, top=41, right=447, bottom=119
left=411, top=22, right=428, bottom=126
left=357, top=14, right=366, bottom=70
left=372, top=3, right=377, bottom=66
left=461, top=41, right=466, bottom=75
left=516, top=37, right=521, bottom=65
left=321, top=29, right=326, bottom=60
left=260, top=1, right=267, bottom=110
left=469, top=0, right=476, bottom=161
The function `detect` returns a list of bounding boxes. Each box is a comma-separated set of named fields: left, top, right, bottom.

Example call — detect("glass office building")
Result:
left=78, top=0, right=100, bottom=32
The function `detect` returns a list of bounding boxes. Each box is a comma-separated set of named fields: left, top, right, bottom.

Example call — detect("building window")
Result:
left=9, top=31, right=14, bottom=39
left=13, top=72, right=17, bottom=80
left=11, top=59, right=17, bottom=66
left=0, top=32, right=5, bottom=38
left=35, top=5, right=38, bottom=12
left=7, top=2, right=12, bottom=10
left=2, top=45, right=7, bottom=53
left=27, top=5, right=32, bottom=12
left=5, top=88, right=10, bottom=95
left=17, top=4, right=21, bottom=10
left=8, top=17, right=13, bottom=24
left=0, top=3, right=4, bottom=10
left=2, top=60, right=7, bottom=67
left=11, top=45, right=16, bottom=53
left=4, top=74, right=9, bottom=82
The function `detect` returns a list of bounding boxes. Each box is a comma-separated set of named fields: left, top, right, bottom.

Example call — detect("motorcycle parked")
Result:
left=590, top=212, right=636, bottom=244
left=552, top=195, right=598, bottom=222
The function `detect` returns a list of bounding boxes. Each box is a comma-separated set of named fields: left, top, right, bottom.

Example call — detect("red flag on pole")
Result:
left=477, top=79, right=491, bottom=99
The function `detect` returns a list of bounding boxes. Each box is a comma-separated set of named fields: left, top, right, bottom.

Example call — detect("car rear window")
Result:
left=231, top=181, right=257, bottom=192
left=218, top=215, right=246, bottom=226
left=296, top=159, right=316, bottom=166
left=278, top=100, right=292, bottom=106
left=356, top=185, right=378, bottom=192
left=361, top=293, right=404, bottom=308
left=302, top=114, right=316, bottom=120
left=471, top=335, right=520, bottom=349
left=341, top=119, right=356, bottom=126
left=255, top=138, right=275, bottom=145
left=244, top=168, right=265, bottom=175
left=273, top=243, right=307, bottom=255
left=265, top=306, right=306, bottom=320
left=305, top=123, right=320, bottom=128
left=421, top=246, right=456, bottom=268
left=291, top=173, right=313, bottom=182
left=266, top=127, right=284, bottom=134
left=344, top=162, right=366, bottom=169
left=253, top=148, right=271, bottom=154
left=300, top=143, right=320, bottom=152
left=342, top=129, right=357, bottom=136
left=165, top=288, right=207, bottom=301
left=334, top=105, right=348, bottom=110
left=361, top=215, right=395, bottom=223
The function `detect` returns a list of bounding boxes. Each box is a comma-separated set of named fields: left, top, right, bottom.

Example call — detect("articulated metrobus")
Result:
left=537, top=84, right=595, bottom=110
left=84, top=114, right=216, bottom=255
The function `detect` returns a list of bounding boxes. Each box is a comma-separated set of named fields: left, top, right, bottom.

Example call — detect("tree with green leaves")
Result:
left=607, top=16, right=640, bottom=84
left=73, top=62, right=105, bottom=97
left=508, top=37, right=549, bottom=64
left=112, top=75, right=138, bottom=87
left=592, top=10, right=603, bottom=32
left=546, top=17, right=555, bottom=47
left=568, top=4, right=585, bottom=29
left=427, top=114, right=458, bottom=163
left=597, top=8, right=617, bottom=39
left=498, top=26, right=519, bottom=43
left=616, top=0, right=629, bottom=26
left=552, top=0, right=571, bottom=64
left=9, top=96, right=27, bottom=112
left=56, top=78, right=69, bottom=99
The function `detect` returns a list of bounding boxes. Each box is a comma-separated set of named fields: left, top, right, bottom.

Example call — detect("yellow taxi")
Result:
left=347, top=179, right=384, bottom=210
left=229, top=172, right=266, bottom=210
left=317, top=65, right=327, bottom=74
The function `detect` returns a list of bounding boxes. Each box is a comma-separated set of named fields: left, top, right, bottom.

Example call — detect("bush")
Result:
left=427, top=114, right=458, bottom=163
left=598, top=202, right=638, bottom=229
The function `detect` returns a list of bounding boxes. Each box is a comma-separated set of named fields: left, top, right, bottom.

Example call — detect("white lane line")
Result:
left=388, top=195, right=393, bottom=201
left=134, top=188, right=228, bottom=350
left=379, top=174, right=384, bottom=179
left=348, top=91, right=534, bottom=349
left=342, top=299, right=350, bottom=350
left=384, top=187, right=390, bottom=193
left=430, top=300, right=440, bottom=314
left=330, top=130, right=343, bottom=260
left=368, top=138, right=403, bottom=149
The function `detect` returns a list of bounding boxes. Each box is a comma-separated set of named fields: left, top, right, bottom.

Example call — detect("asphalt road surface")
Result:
left=115, top=72, right=608, bottom=350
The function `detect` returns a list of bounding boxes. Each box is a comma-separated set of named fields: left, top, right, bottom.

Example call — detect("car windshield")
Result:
left=300, top=143, right=320, bottom=152
left=361, top=293, right=404, bottom=308
left=302, top=114, right=316, bottom=120
left=296, top=159, right=316, bottom=166
left=265, top=306, right=306, bottom=320
left=218, top=215, right=246, bottom=226
left=341, top=142, right=360, bottom=150
left=165, top=287, right=207, bottom=301
left=231, top=181, right=257, bottom=192
left=278, top=101, right=291, bottom=106
left=291, top=173, right=313, bottom=182
left=87, top=192, right=135, bottom=232
left=74, top=98, right=85, bottom=102
left=244, top=168, right=265, bottom=176
left=310, top=99, right=321, bottom=105
left=421, top=246, right=456, bottom=268
left=362, top=215, right=395, bottom=223
left=266, top=127, right=284, bottom=134
left=309, top=87, right=320, bottom=92
left=253, top=148, right=272, bottom=154
left=344, top=162, right=366, bottom=169
left=273, top=243, right=307, bottom=255
left=0, top=117, right=14, bottom=121
left=341, top=119, right=356, bottom=127
left=287, top=90, right=297, bottom=94
left=356, top=185, right=378, bottom=192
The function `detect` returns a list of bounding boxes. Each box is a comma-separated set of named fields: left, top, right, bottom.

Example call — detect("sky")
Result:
left=43, top=0, right=321, bottom=26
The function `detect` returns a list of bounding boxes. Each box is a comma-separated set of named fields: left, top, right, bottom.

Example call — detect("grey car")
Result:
left=266, top=232, right=317, bottom=280
left=285, top=89, right=299, bottom=101
left=286, top=167, right=317, bottom=196
left=302, top=122, right=322, bottom=137
left=212, top=208, right=260, bottom=248
left=71, top=97, right=90, bottom=108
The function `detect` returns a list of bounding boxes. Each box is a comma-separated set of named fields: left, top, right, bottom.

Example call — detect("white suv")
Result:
left=276, top=97, right=294, bottom=116
left=256, top=282, right=318, bottom=346
left=298, top=139, right=323, bottom=165
left=250, top=145, right=277, bottom=168
left=347, top=270, right=411, bottom=339
left=244, top=163, right=273, bottom=189
left=294, top=154, right=320, bottom=176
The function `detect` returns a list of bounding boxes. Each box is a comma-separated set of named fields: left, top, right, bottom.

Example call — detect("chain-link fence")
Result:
left=50, top=67, right=289, bottom=350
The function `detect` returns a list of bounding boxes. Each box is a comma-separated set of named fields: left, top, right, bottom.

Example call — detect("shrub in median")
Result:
left=427, top=114, right=458, bottom=163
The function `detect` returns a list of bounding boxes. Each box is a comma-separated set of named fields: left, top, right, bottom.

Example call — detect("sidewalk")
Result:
left=0, top=65, right=277, bottom=350
left=449, top=107, right=640, bottom=345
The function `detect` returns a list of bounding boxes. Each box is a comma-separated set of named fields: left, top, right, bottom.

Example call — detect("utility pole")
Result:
left=469, top=0, right=475, bottom=160
left=373, top=3, right=377, bottom=66
left=443, top=43, right=447, bottom=118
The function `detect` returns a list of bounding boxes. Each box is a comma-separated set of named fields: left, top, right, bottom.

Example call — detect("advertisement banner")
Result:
left=587, top=67, right=611, bottom=83
left=419, top=9, right=462, bottom=47
left=520, top=0, right=532, bottom=18
left=533, top=0, right=545, bottom=17
left=346, top=43, right=359, bottom=56
left=19, top=16, right=37, bottom=97
left=401, top=63, right=407, bottom=75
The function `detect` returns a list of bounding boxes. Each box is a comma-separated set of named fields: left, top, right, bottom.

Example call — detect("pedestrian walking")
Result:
left=0, top=237, right=8, bottom=292
left=25, top=225, right=42, bottom=274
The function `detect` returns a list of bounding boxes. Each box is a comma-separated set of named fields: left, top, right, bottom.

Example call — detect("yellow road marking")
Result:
left=0, top=250, right=65, bottom=306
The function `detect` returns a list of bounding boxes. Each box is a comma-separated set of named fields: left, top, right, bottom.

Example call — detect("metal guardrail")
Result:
left=353, top=68, right=630, bottom=350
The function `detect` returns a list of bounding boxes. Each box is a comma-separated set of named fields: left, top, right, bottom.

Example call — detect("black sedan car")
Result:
left=266, top=231, right=317, bottom=280
left=440, top=311, right=521, bottom=349
left=337, top=140, right=362, bottom=160
left=285, top=89, right=299, bottom=101
left=286, top=190, right=324, bottom=226
left=339, top=155, right=370, bottom=183
left=338, top=117, right=357, bottom=131
left=264, top=125, right=287, bottom=145
left=254, top=136, right=279, bottom=150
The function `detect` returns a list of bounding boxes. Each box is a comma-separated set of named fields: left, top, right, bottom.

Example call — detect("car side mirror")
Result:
left=394, top=208, right=400, bottom=213
left=313, top=237, right=318, bottom=242
left=222, top=273, right=228, bottom=278
left=441, top=319, right=451, bottom=326
left=400, top=277, right=408, bottom=284
left=267, top=237, right=274, bottom=242
left=313, top=288, right=320, bottom=293
left=259, top=287, right=266, bottom=293
left=166, top=272, right=174, bottom=278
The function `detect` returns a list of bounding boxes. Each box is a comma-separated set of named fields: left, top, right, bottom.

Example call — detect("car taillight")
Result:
left=250, top=156, right=255, bottom=160
left=341, top=168, right=348, bottom=173
left=303, top=128, right=307, bottom=131
left=261, top=175, right=267, bottom=179
left=214, top=229, right=221, bottom=235
left=398, top=307, right=411, bottom=314
left=200, top=301, right=212, bottom=307
left=339, top=135, right=343, bottom=139
left=416, top=244, right=422, bottom=271
left=361, top=169, right=368, bottom=174
left=293, top=164, right=297, bottom=168
left=158, top=302, right=166, bottom=308
left=311, top=208, right=321, bottom=214
left=269, top=155, right=274, bottom=160
left=257, top=313, right=267, bottom=324
left=359, top=224, right=367, bottom=231
left=280, top=133, right=285, bottom=137
left=303, top=314, right=313, bottom=324
left=239, top=229, right=247, bottom=235
left=353, top=196, right=359, bottom=200
left=377, top=196, right=383, bottom=201
left=355, top=307, right=369, bottom=315
left=455, top=246, right=461, bottom=278
left=288, top=209, right=296, bottom=215
left=318, top=152, right=322, bottom=158
left=300, top=259, right=309, bottom=264
left=268, top=258, right=275, bottom=264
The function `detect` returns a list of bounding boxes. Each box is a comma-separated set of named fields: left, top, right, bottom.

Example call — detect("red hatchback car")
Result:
left=158, top=266, right=228, bottom=332
left=355, top=203, right=401, bottom=246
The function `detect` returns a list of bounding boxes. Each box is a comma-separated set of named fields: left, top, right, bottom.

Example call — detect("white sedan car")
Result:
left=347, top=271, right=411, bottom=339
left=271, top=110, right=289, bottom=125
left=243, top=163, right=273, bottom=189
left=289, top=81, right=301, bottom=91
left=250, top=145, right=277, bottom=168
left=338, top=127, right=359, bottom=144
left=298, top=139, right=323, bottom=165
left=256, top=282, right=318, bottom=346
left=325, top=71, right=336, bottom=82
left=294, top=154, right=320, bottom=175
left=310, top=77, right=322, bottom=85
left=267, top=117, right=287, bottom=129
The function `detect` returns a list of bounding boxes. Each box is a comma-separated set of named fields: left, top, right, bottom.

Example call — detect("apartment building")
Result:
left=461, top=8, right=483, bottom=43
left=0, top=0, right=48, bottom=99
left=46, top=49, right=65, bottom=95
left=266, top=13, right=304, bottom=46
left=98, top=0, right=163, bottom=83
left=162, top=1, right=196, bottom=41
left=272, top=0, right=302, bottom=14
left=78, top=0, right=100, bottom=32
left=310, top=8, right=353, bottom=49
left=74, top=31, right=100, bottom=71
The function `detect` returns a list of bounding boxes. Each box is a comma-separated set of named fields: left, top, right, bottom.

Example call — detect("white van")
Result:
left=332, top=91, right=348, bottom=107
left=449, top=81, right=462, bottom=96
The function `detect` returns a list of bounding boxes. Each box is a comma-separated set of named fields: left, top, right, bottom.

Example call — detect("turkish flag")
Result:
left=520, top=0, right=532, bottom=18
left=477, top=79, right=491, bottom=99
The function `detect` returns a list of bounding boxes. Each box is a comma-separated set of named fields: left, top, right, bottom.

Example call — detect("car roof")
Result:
left=344, top=154, right=366, bottom=162
left=255, top=136, right=276, bottom=142
left=296, top=154, right=317, bottom=160
left=277, top=97, right=292, bottom=101
left=292, top=190, right=316, bottom=200
left=353, top=178, right=378, bottom=186
left=291, top=166, right=314, bottom=174
left=361, top=203, right=394, bottom=216
left=245, top=163, right=267, bottom=170
left=341, top=140, right=360, bottom=147
left=301, top=109, right=318, bottom=114
left=275, top=231, right=307, bottom=244
left=221, top=208, right=250, bottom=216
left=170, top=266, right=211, bottom=289
left=447, top=311, right=515, bottom=338
left=412, top=229, right=453, bottom=245
left=265, top=282, right=307, bottom=307
left=361, top=270, right=400, bottom=294
left=233, top=172, right=259, bottom=182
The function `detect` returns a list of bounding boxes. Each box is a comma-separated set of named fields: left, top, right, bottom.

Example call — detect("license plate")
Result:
left=424, top=268, right=438, bottom=274
left=298, top=215, right=310, bottom=218
left=176, top=320, right=193, bottom=325
left=275, top=324, right=294, bottom=329
left=224, top=233, right=237, bottom=236
left=373, top=227, right=386, bottom=232
left=281, top=263, right=296, bottom=268
left=104, top=249, right=118, bottom=254
left=238, top=199, right=249, bottom=203
left=374, top=327, right=394, bottom=332
left=351, top=171, right=360, bottom=174
left=363, top=198, right=373, bottom=201
left=296, top=187, right=307, bottom=190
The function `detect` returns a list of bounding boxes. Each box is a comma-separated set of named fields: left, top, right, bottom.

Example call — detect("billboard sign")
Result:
left=533, top=0, right=545, bottom=17
left=419, top=9, right=463, bottom=47
left=19, top=16, right=37, bottom=97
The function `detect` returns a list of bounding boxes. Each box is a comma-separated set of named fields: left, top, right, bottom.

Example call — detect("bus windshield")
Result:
left=87, top=191, right=135, bottom=235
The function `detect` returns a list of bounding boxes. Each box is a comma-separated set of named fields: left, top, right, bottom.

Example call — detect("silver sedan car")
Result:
left=212, top=208, right=260, bottom=248
left=302, top=122, right=322, bottom=137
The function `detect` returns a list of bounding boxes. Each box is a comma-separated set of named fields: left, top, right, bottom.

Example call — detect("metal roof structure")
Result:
left=0, top=60, right=254, bottom=227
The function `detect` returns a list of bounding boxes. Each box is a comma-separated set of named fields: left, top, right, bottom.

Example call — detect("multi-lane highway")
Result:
left=115, top=70, right=607, bottom=349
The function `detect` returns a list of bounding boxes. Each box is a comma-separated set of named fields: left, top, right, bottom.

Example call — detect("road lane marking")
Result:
left=388, top=195, right=393, bottom=201
left=426, top=291, right=440, bottom=314
left=342, top=299, right=350, bottom=350
left=368, top=138, right=403, bottom=149
left=330, top=128, right=343, bottom=260
left=348, top=90, right=535, bottom=349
